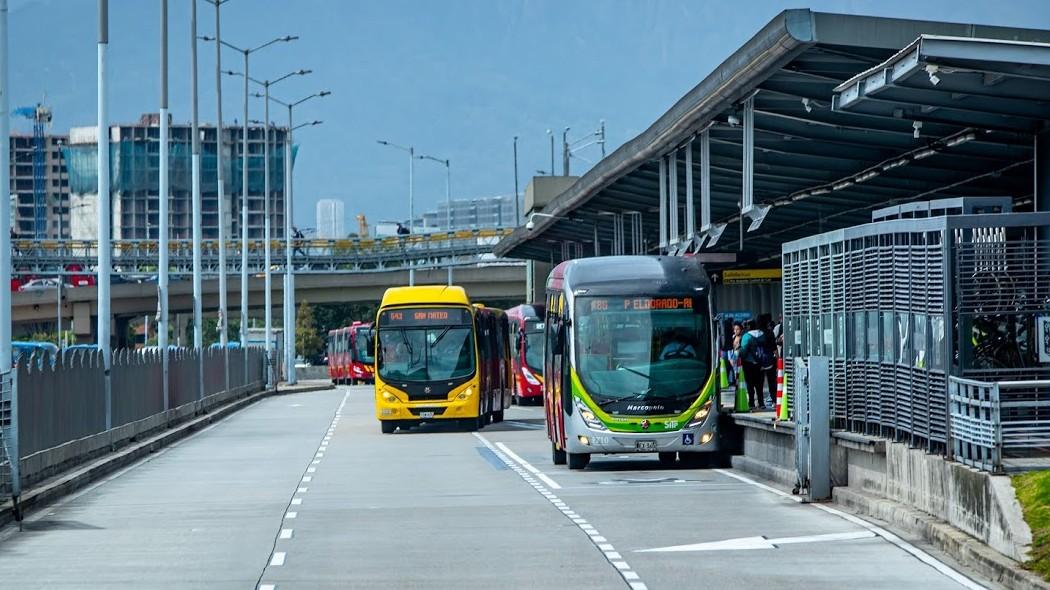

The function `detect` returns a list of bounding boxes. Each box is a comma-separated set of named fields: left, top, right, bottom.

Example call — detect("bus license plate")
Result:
left=419, top=411, right=435, bottom=419
left=636, top=440, right=657, bottom=451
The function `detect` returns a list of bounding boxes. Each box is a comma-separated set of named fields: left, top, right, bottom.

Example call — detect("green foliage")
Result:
left=1014, top=471, right=1050, bottom=580
left=296, top=300, right=324, bottom=360
left=312, top=302, right=380, bottom=335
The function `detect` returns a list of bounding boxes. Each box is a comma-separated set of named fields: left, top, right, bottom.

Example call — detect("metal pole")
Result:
left=600, top=120, right=606, bottom=158
left=158, top=0, right=169, bottom=410
left=214, top=0, right=229, bottom=393
left=56, top=278, right=61, bottom=348
left=263, top=81, right=273, bottom=387
left=408, top=146, right=414, bottom=286
left=0, top=0, right=10, bottom=371
left=240, top=49, right=249, bottom=379
left=284, top=105, right=296, bottom=385
left=548, top=130, right=554, bottom=176
left=445, top=159, right=452, bottom=286
left=190, top=0, right=204, bottom=402
left=512, top=136, right=519, bottom=224
left=97, top=0, right=112, bottom=429
left=562, top=128, right=569, bottom=176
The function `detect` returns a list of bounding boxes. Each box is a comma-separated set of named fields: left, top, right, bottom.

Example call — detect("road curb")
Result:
left=0, top=382, right=335, bottom=530
left=833, top=486, right=1049, bottom=590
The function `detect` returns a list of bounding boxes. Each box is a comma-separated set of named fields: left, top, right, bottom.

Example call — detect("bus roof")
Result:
left=555, top=255, right=711, bottom=296
left=380, top=285, right=470, bottom=308
left=505, top=304, right=545, bottom=322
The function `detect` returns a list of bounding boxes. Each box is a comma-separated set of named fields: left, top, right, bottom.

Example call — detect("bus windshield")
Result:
left=377, top=307, right=475, bottom=382
left=524, top=319, right=545, bottom=376
left=573, top=296, right=709, bottom=413
left=354, top=326, right=375, bottom=364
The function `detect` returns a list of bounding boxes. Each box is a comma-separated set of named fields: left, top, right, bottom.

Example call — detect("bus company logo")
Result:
left=424, top=386, right=432, bottom=394
left=627, top=405, right=665, bottom=413
left=640, top=419, right=651, bottom=430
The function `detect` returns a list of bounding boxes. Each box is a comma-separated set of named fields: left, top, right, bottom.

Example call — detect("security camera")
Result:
left=526, top=220, right=536, bottom=231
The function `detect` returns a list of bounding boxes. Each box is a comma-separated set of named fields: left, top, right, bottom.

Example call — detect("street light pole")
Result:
left=190, top=0, right=204, bottom=401
left=562, top=127, right=570, bottom=176
left=377, top=140, right=415, bottom=286
left=208, top=35, right=296, bottom=382
left=263, top=80, right=272, bottom=387
left=418, top=153, right=451, bottom=285
left=547, top=129, right=554, bottom=176
left=513, top=136, right=519, bottom=225
left=98, top=0, right=113, bottom=428
left=158, top=0, right=169, bottom=410
left=1, top=0, right=12, bottom=374
left=211, top=0, right=229, bottom=394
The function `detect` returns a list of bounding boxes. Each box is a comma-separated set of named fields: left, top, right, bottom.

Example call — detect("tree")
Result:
left=296, top=300, right=324, bottom=361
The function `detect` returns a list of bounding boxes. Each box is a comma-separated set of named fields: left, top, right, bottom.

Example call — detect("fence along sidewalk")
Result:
left=0, top=346, right=265, bottom=495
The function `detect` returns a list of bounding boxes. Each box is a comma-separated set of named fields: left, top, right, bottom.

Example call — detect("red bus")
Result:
left=327, top=321, right=376, bottom=384
left=505, top=304, right=546, bottom=405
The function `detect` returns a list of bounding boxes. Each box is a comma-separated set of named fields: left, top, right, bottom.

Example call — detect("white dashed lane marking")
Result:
left=475, top=433, right=648, bottom=590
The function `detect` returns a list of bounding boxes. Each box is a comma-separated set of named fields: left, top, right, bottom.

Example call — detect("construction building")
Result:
left=65, top=113, right=290, bottom=241
left=9, top=132, right=70, bottom=239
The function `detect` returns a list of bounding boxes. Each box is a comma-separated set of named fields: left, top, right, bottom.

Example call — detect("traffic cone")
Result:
left=719, top=354, right=730, bottom=389
left=774, top=357, right=784, bottom=418
left=778, top=362, right=790, bottom=420
left=734, top=359, right=750, bottom=412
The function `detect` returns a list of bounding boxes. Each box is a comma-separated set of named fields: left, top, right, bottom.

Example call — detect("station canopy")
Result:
left=496, top=10, right=1050, bottom=265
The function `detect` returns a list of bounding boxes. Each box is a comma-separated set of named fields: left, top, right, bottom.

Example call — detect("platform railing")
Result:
left=949, top=375, right=1050, bottom=473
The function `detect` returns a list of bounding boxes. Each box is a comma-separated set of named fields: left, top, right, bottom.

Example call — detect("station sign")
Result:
left=722, top=268, right=782, bottom=284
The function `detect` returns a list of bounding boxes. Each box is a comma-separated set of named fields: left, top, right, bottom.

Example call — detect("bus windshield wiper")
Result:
left=399, top=328, right=414, bottom=356
left=431, top=326, right=452, bottom=348
left=616, top=364, right=650, bottom=379
left=596, top=388, right=653, bottom=408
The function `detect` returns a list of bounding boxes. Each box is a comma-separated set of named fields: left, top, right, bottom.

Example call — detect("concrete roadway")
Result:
left=0, top=385, right=1001, bottom=589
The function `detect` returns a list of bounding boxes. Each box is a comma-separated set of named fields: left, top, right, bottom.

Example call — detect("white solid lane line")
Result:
left=494, top=441, right=562, bottom=489
left=713, top=469, right=987, bottom=590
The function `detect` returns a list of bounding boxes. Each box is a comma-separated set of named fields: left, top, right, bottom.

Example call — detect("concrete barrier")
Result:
left=730, top=413, right=1033, bottom=564
left=295, top=365, right=331, bottom=381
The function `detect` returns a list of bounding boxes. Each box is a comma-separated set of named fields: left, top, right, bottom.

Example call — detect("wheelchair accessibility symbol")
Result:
left=682, top=432, right=695, bottom=446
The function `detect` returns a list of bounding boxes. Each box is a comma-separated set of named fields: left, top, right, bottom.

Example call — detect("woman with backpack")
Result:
left=740, top=319, right=770, bottom=410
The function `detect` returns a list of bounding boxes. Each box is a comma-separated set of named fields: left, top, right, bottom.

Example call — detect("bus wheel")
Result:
left=552, top=443, right=566, bottom=465
left=658, top=452, right=677, bottom=467
left=492, top=409, right=504, bottom=423
left=380, top=421, right=397, bottom=434
left=679, top=452, right=706, bottom=468
left=462, top=418, right=479, bottom=432
left=567, top=452, right=590, bottom=470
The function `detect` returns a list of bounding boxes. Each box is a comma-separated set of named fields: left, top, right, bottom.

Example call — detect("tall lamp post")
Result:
left=254, top=90, right=328, bottom=386
left=377, top=140, right=415, bottom=286
left=203, top=34, right=296, bottom=381
left=417, top=153, right=452, bottom=285
left=227, top=68, right=310, bottom=387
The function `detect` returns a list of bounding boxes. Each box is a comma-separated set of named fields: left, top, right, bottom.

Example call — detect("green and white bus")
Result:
left=543, top=255, right=721, bottom=470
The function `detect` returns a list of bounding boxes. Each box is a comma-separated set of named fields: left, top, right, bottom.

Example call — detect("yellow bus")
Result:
left=374, top=285, right=512, bottom=434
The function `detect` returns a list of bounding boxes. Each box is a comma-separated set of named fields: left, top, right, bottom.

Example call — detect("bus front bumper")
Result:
left=564, top=412, right=719, bottom=455
left=375, top=387, right=478, bottom=422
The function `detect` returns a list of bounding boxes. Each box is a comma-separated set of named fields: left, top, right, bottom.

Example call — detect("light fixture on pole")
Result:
left=233, top=67, right=310, bottom=387
left=417, top=153, right=452, bottom=285
left=206, top=34, right=296, bottom=381
left=254, top=89, right=329, bottom=386
left=377, top=140, right=415, bottom=286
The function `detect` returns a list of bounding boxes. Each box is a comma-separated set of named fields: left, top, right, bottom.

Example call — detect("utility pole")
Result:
left=98, top=0, right=112, bottom=429
left=547, top=129, right=554, bottom=176
left=600, top=119, right=606, bottom=158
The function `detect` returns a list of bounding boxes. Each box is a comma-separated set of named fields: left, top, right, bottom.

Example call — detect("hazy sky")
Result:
left=9, top=0, right=1050, bottom=231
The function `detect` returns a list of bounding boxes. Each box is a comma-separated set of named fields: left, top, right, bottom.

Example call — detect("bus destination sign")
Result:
left=588, top=297, right=693, bottom=312
left=379, top=307, right=472, bottom=327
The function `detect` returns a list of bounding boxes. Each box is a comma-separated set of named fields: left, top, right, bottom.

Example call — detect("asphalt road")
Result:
left=0, top=385, right=1000, bottom=589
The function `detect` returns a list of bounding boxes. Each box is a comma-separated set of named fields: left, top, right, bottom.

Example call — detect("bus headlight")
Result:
left=687, top=399, right=713, bottom=428
left=456, top=387, right=474, bottom=400
left=381, top=390, right=398, bottom=403
left=522, top=367, right=540, bottom=386
left=576, top=402, right=607, bottom=431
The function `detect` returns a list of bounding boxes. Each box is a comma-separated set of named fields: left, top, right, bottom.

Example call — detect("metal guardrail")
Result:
left=10, top=228, right=515, bottom=276
left=949, top=376, right=1050, bottom=473
left=0, top=371, right=17, bottom=499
